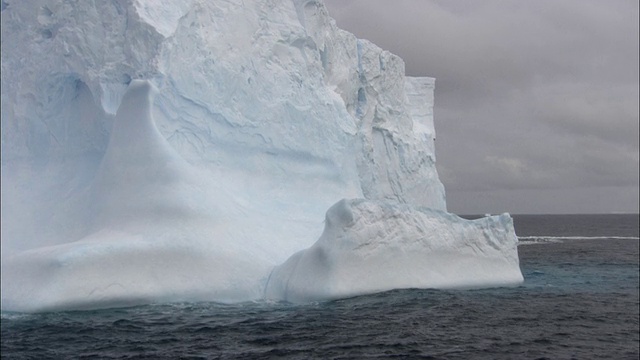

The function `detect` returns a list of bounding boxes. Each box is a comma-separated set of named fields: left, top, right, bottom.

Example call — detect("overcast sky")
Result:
left=324, top=0, right=639, bottom=215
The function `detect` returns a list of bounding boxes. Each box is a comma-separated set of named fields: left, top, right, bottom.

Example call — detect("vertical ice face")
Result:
left=1, top=0, right=521, bottom=312
left=1, top=0, right=448, bottom=256
left=402, top=77, right=446, bottom=209
left=1, top=0, right=445, bottom=209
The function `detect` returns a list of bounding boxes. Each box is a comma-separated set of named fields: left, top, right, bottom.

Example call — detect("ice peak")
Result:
left=91, top=79, right=196, bottom=228
left=115, top=80, right=156, bottom=122
left=132, top=0, right=193, bottom=38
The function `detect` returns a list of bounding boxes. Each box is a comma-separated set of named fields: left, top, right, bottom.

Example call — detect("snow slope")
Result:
left=1, top=0, right=522, bottom=312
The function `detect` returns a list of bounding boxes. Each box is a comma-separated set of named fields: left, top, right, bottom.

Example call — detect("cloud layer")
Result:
left=325, top=0, right=639, bottom=214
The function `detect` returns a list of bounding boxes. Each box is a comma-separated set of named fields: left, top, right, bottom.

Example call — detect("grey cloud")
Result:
left=324, top=0, right=639, bottom=214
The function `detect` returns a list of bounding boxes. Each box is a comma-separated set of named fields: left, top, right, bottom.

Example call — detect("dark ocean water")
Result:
left=2, top=214, right=639, bottom=359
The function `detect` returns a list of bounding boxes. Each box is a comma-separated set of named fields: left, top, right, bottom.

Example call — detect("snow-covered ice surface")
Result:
left=1, top=0, right=522, bottom=312
left=265, top=200, right=522, bottom=302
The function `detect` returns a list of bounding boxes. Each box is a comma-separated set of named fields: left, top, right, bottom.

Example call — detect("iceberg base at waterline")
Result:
left=265, top=199, right=522, bottom=302
left=1, top=198, right=523, bottom=313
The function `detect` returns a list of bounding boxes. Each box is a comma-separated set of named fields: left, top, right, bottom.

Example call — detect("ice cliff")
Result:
left=1, top=0, right=523, bottom=312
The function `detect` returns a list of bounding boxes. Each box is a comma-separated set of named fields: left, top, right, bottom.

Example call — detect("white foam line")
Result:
left=518, top=236, right=639, bottom=240
left=517, top=236, right=639, bottom=245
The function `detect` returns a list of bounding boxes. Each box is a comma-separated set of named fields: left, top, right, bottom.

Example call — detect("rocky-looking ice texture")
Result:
left=1, top=0, right=522, bottom=312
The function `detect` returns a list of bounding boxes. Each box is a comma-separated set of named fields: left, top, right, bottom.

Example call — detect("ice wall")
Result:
left=1, top=0, right=521, bottom=312
left=1, top=0, right=446, bottom=252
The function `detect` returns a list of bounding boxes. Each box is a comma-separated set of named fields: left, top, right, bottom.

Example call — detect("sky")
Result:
left=324, top=0, right=639, bottom=215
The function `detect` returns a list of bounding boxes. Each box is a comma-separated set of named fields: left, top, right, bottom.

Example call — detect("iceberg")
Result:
left=265, top=200, right=522, bottom=302
left=1, top=0, right=523, bottom=312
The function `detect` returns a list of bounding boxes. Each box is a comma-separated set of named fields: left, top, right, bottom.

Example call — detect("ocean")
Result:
left=2, top=214, right=638, bottom=359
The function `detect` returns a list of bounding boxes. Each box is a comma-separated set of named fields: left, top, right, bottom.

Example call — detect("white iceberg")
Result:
left=1, top=0, right=522, bottom=312
left=265, top=199, right=522, bottom=302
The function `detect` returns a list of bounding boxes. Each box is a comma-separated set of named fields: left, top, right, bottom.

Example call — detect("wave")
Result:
left=517, top=236, right=640, bottom=245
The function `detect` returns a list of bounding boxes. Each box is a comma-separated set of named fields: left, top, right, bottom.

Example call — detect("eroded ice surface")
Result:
left=1, top=0, right=522, bottom=312
left=266, top=200, right=522, bottom=302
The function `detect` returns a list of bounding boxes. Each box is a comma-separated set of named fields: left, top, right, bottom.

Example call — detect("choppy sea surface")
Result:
left=2, top=214, right=639, bottom=359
